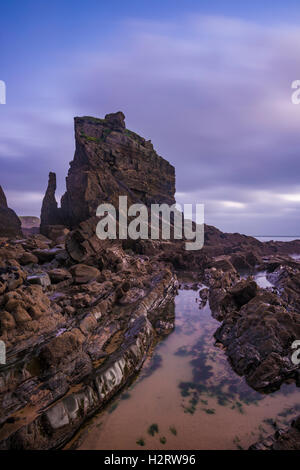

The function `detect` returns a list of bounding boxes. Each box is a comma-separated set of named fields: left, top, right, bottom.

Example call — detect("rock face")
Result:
left=206, top=256, right=300, bottom=392
left=41, top=112, right=175, bottom=230
left=0, top=114, right=179, bottom=450
left=0, top=235, right=178, bottom=450
left=0, top=186, right=22, bottom=238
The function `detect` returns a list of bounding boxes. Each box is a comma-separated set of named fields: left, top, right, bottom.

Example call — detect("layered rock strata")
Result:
left=0, top=235, right=177, bottom=449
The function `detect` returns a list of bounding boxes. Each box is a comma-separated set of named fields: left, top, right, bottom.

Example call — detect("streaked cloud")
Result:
left=1, top=13, right=300, bottom=235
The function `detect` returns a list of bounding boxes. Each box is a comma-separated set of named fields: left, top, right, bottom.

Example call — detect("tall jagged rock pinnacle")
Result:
left=40, top=172, right=62, bottom=236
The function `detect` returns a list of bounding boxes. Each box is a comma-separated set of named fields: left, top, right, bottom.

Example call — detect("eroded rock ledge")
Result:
left=0, top=235, right=177, bottom=450
left=205, top=254, right=300, bottom=393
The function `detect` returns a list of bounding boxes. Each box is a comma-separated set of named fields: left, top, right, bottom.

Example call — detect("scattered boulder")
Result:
left=48, top=268, right=72, bottom=283
left=69, top=264, right=101, bottom=284
left=19, top=252, right=38, bottom=265
left=27, top=272, right=51, bottom=288
left=33, top=247, right=64, bottom=263
left=0, top=284, right=64, bottom=348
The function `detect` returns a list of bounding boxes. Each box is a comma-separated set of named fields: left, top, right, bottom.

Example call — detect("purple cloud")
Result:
left=1, top=14, right=300, bottom=235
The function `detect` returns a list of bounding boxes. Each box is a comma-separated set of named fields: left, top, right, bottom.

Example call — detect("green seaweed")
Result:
left=148, top=423, right=159, bottom=436
left=81, top=116, right=105, bottom=124
left=108, top=402, right=118, bottom=414
left=136, top=438, right=145, bottom=446
left=121, top=392, right=131, bottom=400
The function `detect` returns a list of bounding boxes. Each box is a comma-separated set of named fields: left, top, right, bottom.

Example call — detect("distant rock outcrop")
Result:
left=41, top=112, right=175, bottom=230
left=0, top=186, right=22, bottom=238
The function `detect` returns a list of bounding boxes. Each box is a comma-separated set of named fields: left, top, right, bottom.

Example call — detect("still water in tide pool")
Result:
left=76, top=288, right=299, bottom=450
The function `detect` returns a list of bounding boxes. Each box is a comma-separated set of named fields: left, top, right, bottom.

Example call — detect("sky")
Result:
left=1, top=0, right=300, bottom=236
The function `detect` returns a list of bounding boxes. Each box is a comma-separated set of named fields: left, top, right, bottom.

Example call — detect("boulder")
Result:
left=48, top=268, right=72, bottom=283
left=27, top=272, right=51, bottom=288
left=214, top=290, right=300, bottom=391
left=19, top=252, right=38, bottom=265
left=69, top=264, right=101, bottom=284
left=33, top=247, right=65, bottom=263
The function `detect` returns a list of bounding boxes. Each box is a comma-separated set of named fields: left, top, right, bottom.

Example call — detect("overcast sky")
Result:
left=1, top=0, right=300, bottom=235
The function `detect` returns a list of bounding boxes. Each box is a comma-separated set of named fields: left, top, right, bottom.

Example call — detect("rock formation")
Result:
left=41, top=112, right=175, bottom=230
left=205, top=256, right=300, bottom=392
left=0, top=186, right=22, bottom=238
left=0, top=234, right=177, bottom=449
left=1, top=112, right=300, bottom=450
left=0, top=112, right=179, bottom=450
left=40, top=172, right=63, bottom=237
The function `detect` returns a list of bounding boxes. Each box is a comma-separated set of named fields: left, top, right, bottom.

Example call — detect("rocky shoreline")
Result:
left=0, top=233, right=178, bottom=449
left=0, top=112, right=299, bottom=450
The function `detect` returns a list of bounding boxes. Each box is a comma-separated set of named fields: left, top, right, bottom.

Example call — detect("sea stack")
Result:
left=40, top=111, right=175, bottom=230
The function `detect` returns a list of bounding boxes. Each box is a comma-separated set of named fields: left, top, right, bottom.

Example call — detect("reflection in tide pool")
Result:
left=76, top=288, right=299, bottom=450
